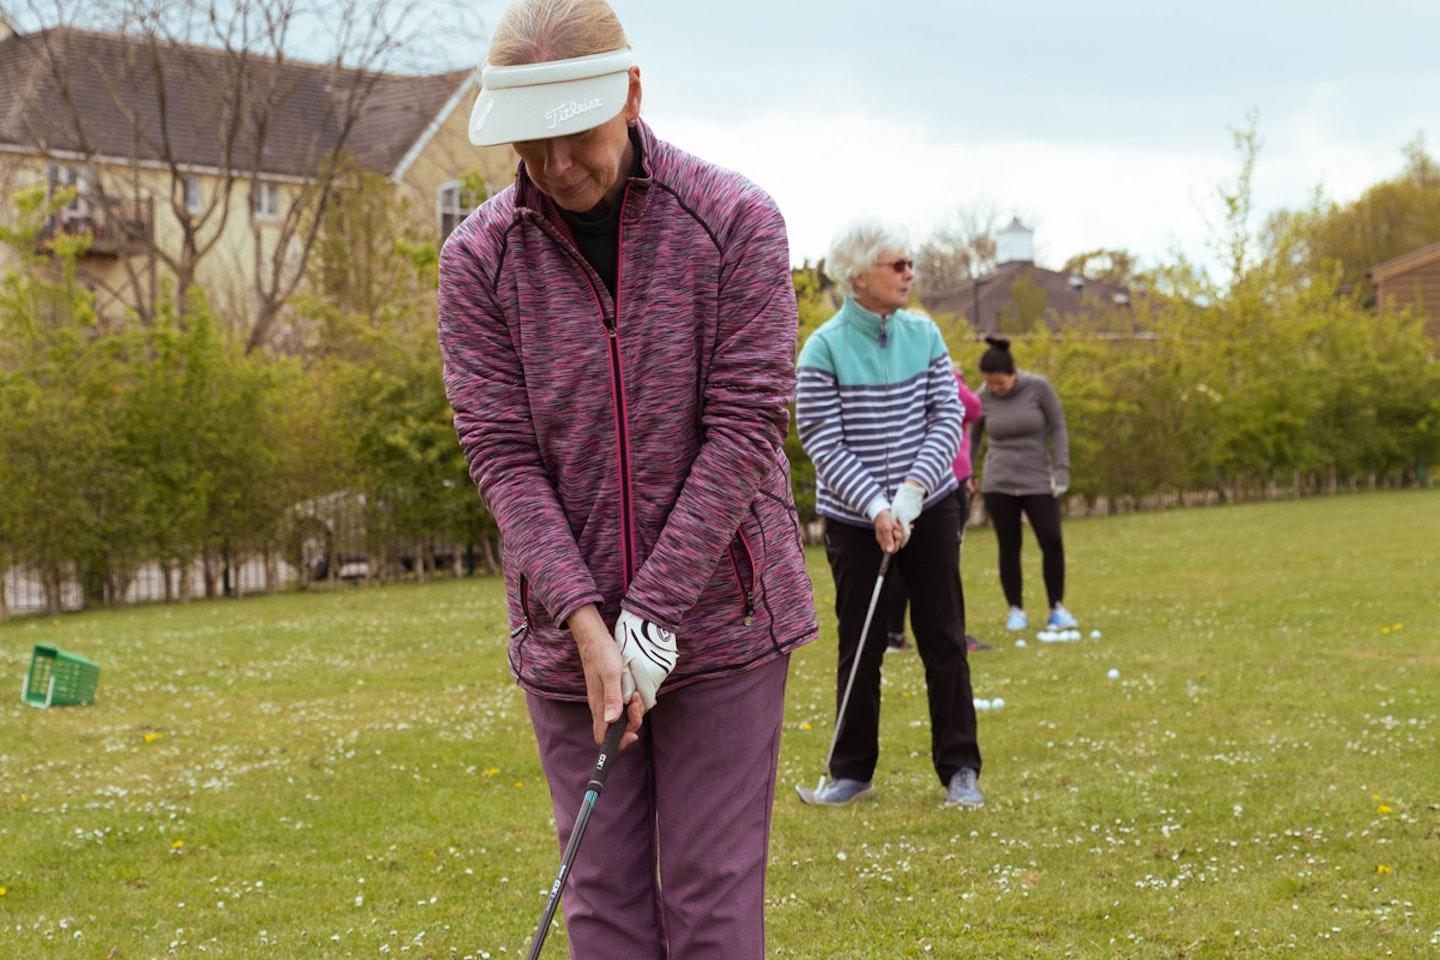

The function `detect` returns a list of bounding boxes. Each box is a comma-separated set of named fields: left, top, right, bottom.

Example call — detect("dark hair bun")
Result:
left=983, top=336, right=1011, bottom=351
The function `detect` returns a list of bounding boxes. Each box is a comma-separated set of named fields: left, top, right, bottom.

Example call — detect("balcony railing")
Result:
left=39, top=196, right=154, bottom=256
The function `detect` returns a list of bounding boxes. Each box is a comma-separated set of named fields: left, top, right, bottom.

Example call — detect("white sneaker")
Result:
left=1046, top=605, right=1079, bottom=629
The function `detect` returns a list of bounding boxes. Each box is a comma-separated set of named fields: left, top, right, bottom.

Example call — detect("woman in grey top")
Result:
left=970, top=337, right=1080, bottom=632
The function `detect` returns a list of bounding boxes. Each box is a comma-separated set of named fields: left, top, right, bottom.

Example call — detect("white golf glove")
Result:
left=889, top=482, right=925, bottom=548
left=1051, top=474, right=1069, bottom=497
left=614, top=610, right=677, bottom=711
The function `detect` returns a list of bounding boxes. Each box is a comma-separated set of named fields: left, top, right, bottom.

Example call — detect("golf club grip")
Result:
left=587, top=715, right=627, bottom=792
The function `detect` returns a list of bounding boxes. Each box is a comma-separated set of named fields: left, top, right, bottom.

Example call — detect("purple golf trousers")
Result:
left=526, top=653, right=790, bottom=959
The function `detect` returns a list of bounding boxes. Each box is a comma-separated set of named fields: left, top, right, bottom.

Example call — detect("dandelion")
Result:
left=1377, top=865, right=1392, bottom=874
left=514, top=781, right=524, bottom=788
left=1377, top=804, right=1392, bottom=814
left=1381, top=626, right=1390, bottom=634
left=800, top=722, right=811, bottom=731
left=170, top=840, right=185, bottom=854
left=0, top=886, right=7, bottom=896
left=144, top=732, right=163, bottom=743
left=1393, top=623, right=1403, bottom=631
left=485, top=767, right=500, bottom=776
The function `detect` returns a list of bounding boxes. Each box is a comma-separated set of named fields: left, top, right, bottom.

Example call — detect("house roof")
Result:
left=1369, top=240, right=1440, bottom=283
left=0, top=25, right=472, bottom=180
left=919, top=260, right=1134, bottom=333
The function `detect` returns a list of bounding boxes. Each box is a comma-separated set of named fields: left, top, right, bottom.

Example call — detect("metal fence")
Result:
left=2, top=556, right=300, bottom=616
left=3, top=469, right=1431, bottom=619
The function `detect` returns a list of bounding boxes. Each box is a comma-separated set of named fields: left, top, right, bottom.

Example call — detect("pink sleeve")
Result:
left=955, top=370, right=982, bottom=424
left=951, top=368, right=981, bottom=481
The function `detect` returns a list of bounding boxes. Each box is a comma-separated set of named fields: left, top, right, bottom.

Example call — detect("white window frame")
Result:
left=45, top=163, right=93, bottom=224
left=185, top=175, right=203, bottom=213
left=437, top=180, right=474, bottom=242
left=251, top=182, right=281, bottom=221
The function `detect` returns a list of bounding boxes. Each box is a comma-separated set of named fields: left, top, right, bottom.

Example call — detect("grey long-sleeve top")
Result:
left=971, top=370, right=1069, bottom=496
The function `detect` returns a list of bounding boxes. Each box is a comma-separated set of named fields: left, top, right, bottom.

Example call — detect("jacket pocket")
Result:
left=727, top=531, right=756, bottom=625
left=511, top=575, right=533, bottom=638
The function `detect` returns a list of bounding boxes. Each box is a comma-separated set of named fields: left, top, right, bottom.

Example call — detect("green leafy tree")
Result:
left=1060, top=248, right=1143, bottom=289
left=1292, top=136, right=1440, bottom=306
left=112, top=287, right=294, bottom=599
left=295, top=165, right=494, bottom=577
left=0, top=186, right=117, bottom=610
left=998, top=274, right=1048, bottom=333
left=786, top=262, right=840, bottom=527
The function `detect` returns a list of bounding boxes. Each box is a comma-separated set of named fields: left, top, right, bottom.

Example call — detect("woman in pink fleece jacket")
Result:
left=885, top=363, right=987, bottom=652
left=436, top=2, right=816, bottom=956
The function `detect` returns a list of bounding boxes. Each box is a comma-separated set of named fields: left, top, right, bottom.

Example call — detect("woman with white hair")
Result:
left=795, top=222, right=985, bottom=809
left=437, top=0, right=817, bottom=956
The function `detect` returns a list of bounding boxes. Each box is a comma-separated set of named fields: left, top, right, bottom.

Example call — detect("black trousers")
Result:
left=886, top=488, right=970, bottom=637
left=823, top=493, right=981, bottom=785
left=983, top=491, right=1065, bottom=610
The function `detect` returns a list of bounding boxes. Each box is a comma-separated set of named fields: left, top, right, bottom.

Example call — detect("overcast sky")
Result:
left=444, top=0, right=1440, bottom=274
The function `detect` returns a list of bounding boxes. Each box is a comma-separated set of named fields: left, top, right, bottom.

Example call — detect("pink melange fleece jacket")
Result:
left=438, top=120, right=817, bottom=701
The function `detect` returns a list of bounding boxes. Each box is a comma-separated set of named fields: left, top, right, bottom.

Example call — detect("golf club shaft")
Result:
left=525, top=715, right=627, bottom=960
left=821, top=551, right=892, bottom=781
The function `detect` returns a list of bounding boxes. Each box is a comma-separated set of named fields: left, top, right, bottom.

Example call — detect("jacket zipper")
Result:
left=880, top=313, right=893, bottom=497
left=614, top=182, right=636, bottom=585
left=534, top=184, right=639, bottom=591
left=513, top=575, right=530, bottom=637
left=728, top=530, right=757, bottom=625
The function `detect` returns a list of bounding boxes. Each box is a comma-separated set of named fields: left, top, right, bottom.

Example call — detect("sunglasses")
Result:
left=878, top=258, right=914, bottom=273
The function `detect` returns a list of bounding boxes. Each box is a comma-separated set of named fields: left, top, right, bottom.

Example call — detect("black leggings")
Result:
left=983, top=492, right=1064, bottom=611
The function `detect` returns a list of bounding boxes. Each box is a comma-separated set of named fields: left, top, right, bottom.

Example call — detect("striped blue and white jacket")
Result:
left=796, top=299, right=963, bottom=527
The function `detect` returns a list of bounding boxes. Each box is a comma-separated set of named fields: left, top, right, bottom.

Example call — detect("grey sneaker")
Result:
left=946, top=768, right=984, bottom=808
left=811, top=777, right=874, bottom=806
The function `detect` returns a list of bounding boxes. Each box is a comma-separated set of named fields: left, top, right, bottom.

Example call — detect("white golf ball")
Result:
left=1015, top=639, right=1027, bottom=648
left=1107, top=668, right=1120, bottom=680
left=1067, top=630, right=1082, bottom=641
left=974, top=698, right=991, bottom=711
left=1090, top=629, right=1102, bottom=639
left=991, top=697, right=1006, bottom=709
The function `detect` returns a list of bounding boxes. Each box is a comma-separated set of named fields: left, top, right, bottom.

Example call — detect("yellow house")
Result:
left=0, top=19, right=514, bottom=345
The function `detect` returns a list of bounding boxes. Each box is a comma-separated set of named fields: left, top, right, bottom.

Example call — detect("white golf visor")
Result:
left=469, top=48, right=634, bottom=146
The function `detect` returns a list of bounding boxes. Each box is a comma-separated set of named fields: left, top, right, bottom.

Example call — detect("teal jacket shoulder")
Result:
left=797, top=300, right=946, bottom=385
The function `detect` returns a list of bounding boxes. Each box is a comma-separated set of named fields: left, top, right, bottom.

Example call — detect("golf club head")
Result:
left=795, top=775, right=827, bottom=805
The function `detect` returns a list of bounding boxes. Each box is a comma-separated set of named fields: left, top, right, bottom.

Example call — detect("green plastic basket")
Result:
left=22, top=645, right=100, bottom=708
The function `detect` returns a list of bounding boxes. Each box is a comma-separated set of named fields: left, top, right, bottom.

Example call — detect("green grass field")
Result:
left=2, top=490, right=1437, bottom=959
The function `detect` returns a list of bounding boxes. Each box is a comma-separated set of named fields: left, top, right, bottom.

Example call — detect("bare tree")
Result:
left=1, top=0, right=483, bottom=351
left=913, top=205, right=1004, bottom=296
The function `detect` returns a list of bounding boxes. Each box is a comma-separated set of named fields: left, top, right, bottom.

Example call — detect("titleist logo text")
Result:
left=545, top=98, right=604, bottom=129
